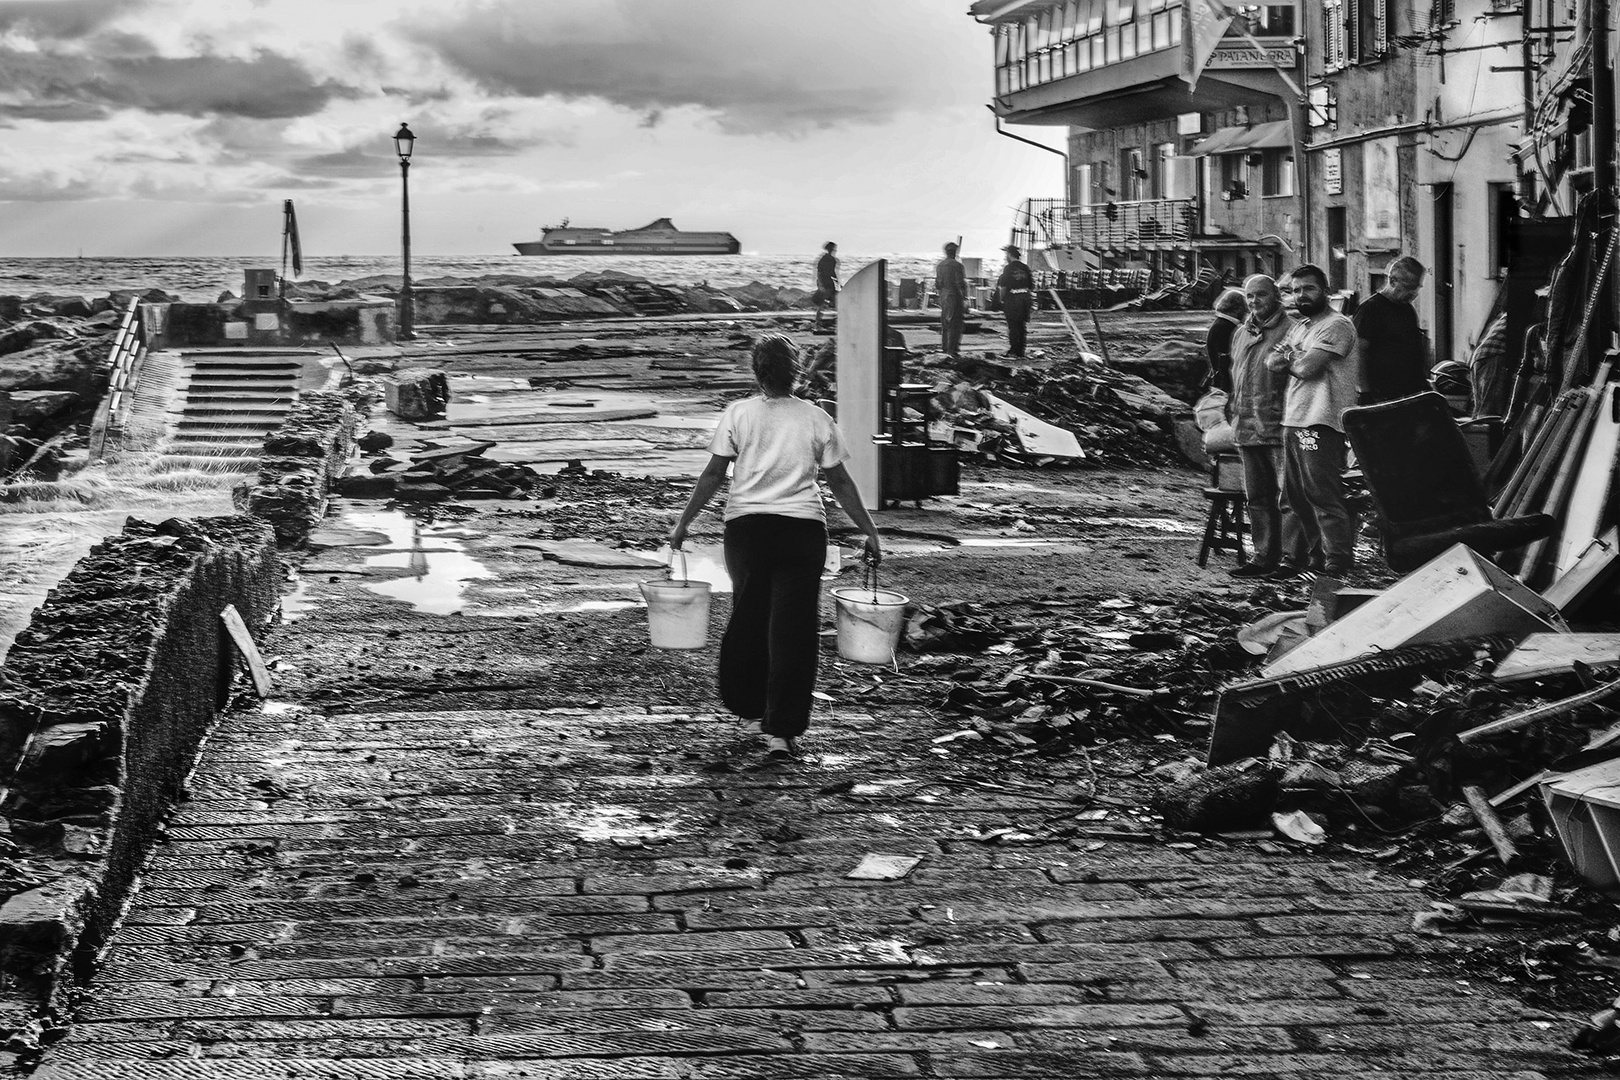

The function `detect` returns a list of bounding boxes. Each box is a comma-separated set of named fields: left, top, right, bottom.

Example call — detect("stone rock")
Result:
left=333, top=474, right=396, bottom=499
left=1336, top=759, right=1407, bottom=806
left=0, top=878, right=94, bottom=959
left=0, top=295, right=22, bottom=321
left=1156, top=759, right=1278, bottom=832
left=1173, top=418, right=1212, bottom=470
left=27, top=294, right=91, bottom=318
left=0, top=324, right=41, bottom=358
left=5, top=390, right=79, bottom=428
left=385, top=369, right=450, bottom=420
left=394, top=480, right=452, bottom=502
left=217, top=291, right=238, bottom=303
left=20, top=722, right=108, bottom=777
left=0, top=340, right=101, bottom=396
left=357, top=430, right=394, bottom=452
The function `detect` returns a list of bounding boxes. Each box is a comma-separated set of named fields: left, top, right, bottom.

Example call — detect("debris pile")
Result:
left=340, top=438, right=550, bottom=502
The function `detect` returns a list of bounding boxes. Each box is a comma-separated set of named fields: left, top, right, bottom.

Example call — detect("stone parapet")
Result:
left=0, top=514, right=279, bottom=1029
left=238, top=389, right=364, bottom=546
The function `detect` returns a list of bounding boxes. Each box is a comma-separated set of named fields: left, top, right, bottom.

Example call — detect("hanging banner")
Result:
left=1363, top=138, right=1400, bottom=243
left=1182, top=0, right=1236, bottom=93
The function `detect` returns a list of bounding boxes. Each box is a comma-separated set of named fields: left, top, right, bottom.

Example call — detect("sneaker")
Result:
left=765, top=736, right=796, bottom=760
left=1266, top=563, right=1310, bottom=582
left=1229, top=562, right=1277, bottom=579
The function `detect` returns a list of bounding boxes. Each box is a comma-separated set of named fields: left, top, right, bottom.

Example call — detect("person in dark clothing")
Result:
left=812, top=241, right=839, bottom=330
left=1353, top=256, right=1428, bottom=404
left=935, top=242, right=967, bottom=358
left=996, top=245, right=1035, bottom=358
left=669, top=335, right=882, bottom=760
left=1204, top=288, right=1247, bottom=393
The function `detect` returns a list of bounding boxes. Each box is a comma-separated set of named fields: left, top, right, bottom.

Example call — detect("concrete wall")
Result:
left=160, top=300, right=395, bottom=347
left=240, top=388, right=364, bottom=546
left=0, top=515, right=279, bottom=1018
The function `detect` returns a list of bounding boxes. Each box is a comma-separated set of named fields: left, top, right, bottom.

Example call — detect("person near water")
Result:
left=668, top=334, right=882, bottom=760
left=1204, top=288, right=1247, bottom=393
left=996, top=245, right=1035, bottom=358
left=1225, top=274, right=1296, bottom=578
left=1266, top=264, right=1360, bottom=579
left=812, top=241, right=839, bottom=330
left=934, top=242, right=968, bottom=358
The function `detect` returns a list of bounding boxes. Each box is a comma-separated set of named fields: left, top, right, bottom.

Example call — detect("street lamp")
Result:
left=394, top=122, right=416, bottom=341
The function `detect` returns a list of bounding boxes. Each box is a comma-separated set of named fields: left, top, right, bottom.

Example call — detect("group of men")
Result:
left=811, top=241, right=1037, bottom=359
left=1226, top=257, right=1428, bottom=580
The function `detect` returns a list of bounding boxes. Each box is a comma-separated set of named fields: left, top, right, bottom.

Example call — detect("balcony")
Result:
left=1072, top=198, right=1197, bottom=251
left=979, top=1, right=1298, bottom=127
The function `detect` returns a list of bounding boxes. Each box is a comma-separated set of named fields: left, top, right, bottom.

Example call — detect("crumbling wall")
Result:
left=238, top=389, right=362, bottom=545
left=0, top=514, right=278, bottom=1020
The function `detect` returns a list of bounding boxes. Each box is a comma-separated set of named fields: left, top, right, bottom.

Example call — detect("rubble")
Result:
left=338, top=437, right=550, bottom=503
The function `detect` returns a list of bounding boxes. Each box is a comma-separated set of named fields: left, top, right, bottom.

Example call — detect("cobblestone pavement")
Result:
left=29, top=685, right=1599, bottom=1078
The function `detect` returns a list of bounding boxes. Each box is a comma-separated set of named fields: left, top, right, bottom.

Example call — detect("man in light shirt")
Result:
left=1265, top=264, right=1360, bottom=579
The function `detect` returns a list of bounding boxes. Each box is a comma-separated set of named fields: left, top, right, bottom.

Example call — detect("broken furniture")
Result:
left=1342, top=391, right=1554, bottom=573
left=1197, top=451, right=1247, bottom=569
left=1261, top=542, right=1568, bottom=678
left=836, top=258, right=958, bottom=508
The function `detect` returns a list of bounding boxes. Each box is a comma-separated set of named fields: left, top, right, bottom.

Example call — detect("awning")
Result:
left=1189, top=120, right=1294, bottom=157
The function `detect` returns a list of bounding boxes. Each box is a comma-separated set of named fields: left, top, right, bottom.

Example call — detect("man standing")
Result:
left=1267, top=264, right=1360, bottom=578
left=996, top=245, right=1035, bottom=358
left=1352, top=255, right=1428, bottom=404
left=935, top=241, right=967, bottom=358
left=812, top=241, right=839, bottom=331
left=1226, top=274, right=1296, bottom=578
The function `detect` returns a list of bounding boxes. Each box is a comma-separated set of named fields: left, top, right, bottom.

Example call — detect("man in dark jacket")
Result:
left=1226, top=274, right=1297, bottom=577
left=812, top=242, right=838, bottom=330
left=1353, top=255, right=1428, bottom=403
left=996, top=245, right=1035, bottom=358
left=935, top=242, right=967, bottom=358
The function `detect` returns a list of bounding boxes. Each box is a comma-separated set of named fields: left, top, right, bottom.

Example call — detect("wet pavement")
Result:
left=13, top=318, right=1601, bottom=1076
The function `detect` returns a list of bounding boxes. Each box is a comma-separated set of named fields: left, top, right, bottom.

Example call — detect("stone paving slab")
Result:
left=31, top=700, right=1597, bottom=1078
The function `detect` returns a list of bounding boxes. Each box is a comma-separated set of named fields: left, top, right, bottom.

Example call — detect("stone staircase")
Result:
left=159, top=353, right=304, bottom=460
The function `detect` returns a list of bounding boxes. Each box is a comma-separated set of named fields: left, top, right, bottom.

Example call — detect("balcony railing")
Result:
left=1070, top=198, right=1196, bottom=250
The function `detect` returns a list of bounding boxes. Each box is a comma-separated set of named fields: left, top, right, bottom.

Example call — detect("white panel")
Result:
left=1165, top=156, right=1198, bottom=200
left=835, top=259, right=886, bottom=512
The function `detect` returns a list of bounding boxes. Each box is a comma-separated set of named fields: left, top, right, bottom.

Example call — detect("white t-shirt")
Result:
left=708, top=396, right=851, bottom=522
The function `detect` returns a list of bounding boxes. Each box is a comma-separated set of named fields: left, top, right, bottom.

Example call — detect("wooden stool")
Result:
left=1198, top=486, right=1247, bottom=567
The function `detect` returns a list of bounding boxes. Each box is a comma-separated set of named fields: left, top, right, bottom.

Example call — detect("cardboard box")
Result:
left=1262, top=543, right=1568, bottom=678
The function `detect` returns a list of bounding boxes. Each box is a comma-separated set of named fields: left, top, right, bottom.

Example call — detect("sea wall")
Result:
left=0, top=515, right=279, bottom=1027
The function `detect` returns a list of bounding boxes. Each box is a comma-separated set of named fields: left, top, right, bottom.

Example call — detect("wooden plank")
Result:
left=1494, top=632, right=1620, bottom=683
left=1463, top=785, right=1519, bottom=865
left=220, top=604, right=271, bottom=698
left=1558, top=384, right=1620, bottom=573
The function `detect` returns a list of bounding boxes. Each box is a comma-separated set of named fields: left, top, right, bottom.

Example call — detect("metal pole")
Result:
left=400, top=156, right=414, bottom=341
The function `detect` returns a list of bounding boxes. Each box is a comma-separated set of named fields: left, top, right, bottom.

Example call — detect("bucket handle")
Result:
left=668, top=548, right=690, bottom=587
left=861, top=559, right=880, bottom=603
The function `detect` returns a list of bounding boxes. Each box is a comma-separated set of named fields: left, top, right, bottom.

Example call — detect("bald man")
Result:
left=1226, top=273, right=1298, bottom=577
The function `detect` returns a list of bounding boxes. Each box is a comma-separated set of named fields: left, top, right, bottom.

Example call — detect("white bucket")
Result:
left=832, top=587, right=909, bottom=665
left=639, top=577, right=712, bottom=649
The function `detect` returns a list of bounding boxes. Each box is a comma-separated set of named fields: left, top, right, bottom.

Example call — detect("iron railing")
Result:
left=87, top=298, right=147, bottom=463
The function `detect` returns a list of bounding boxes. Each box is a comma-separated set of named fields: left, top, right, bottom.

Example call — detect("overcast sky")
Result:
left=0, top=0, right=1065, bottom=258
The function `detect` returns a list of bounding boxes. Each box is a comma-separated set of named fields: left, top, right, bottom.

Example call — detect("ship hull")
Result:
left=513, top=240, right=740, bottom=255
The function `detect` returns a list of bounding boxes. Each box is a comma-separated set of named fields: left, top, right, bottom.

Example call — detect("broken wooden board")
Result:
left=514, top=540, right=661, bottom=569
left=1261, top=543, right=1567, bottom=679
left=1543, top=526, right=1619, bottom=614
left=1494, top=633, right=1620, bottom=683
left=220, top=604, right=271, bottom=698
left=982, top=391, right=1084, bottom=459
left=420, top=408, right=658, bottom=429
left=845, top=854, right=924, bottom=880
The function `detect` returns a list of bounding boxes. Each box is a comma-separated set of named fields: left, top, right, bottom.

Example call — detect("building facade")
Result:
left=975, top=1, right=1304, bottom=285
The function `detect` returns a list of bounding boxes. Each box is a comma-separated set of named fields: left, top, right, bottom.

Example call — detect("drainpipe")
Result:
left=990, top=106, right=1070, bottom=210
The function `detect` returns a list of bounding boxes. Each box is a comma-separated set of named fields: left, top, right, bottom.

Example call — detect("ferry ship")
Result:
left=512, top=218, right=741, bottom=256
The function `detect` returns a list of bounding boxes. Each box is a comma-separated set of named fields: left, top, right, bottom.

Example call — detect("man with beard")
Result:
left=1266, top=264, right=1359, bottom=578
left=1226, top=274, right=1296, bottom=578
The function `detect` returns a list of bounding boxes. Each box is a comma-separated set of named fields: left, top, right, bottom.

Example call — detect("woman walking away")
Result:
left=669, top=334, right=883, bottom=760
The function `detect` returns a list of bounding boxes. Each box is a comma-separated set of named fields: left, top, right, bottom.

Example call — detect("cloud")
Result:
left=0, top=0, right=140, bottom=38
left=400, top=0, right=970, bottom=135
left=0, top=101, right=111, bottom=121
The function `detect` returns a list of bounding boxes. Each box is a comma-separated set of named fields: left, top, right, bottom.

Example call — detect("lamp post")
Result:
left=394, top=122, right=416, bottom=341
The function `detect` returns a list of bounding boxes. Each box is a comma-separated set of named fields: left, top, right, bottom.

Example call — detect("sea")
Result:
left=0, top=253, right=989, bottom=304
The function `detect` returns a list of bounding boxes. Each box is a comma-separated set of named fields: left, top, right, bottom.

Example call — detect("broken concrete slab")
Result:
left=384, top=368, right=450, bottom=420
left=1261, top=544, right=1568, bottom=679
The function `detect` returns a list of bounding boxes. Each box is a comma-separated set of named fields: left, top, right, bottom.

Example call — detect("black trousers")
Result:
left=720, top=515, right=827, bottom=738
left=1003, top=294, right=1032, bottom=356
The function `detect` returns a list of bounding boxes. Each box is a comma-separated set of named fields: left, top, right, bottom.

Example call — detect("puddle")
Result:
left=1078, top=516, right=1199, bottom=534
left=280, top=576, right=318, bottom=621
left=642, top=544, right=733, bottom=593
left=341, top=507, right=497, bottom=615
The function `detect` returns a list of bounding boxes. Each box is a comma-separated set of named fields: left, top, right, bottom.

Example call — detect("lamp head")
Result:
left=394, top=123, right=416, bottom=160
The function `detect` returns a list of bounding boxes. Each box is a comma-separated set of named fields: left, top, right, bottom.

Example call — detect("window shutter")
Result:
left=1373, top=0, right=1389, bottom=55
left=1347, top=0, right=1361, bottom=63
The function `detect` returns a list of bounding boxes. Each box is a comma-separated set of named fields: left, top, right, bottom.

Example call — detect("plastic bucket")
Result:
left=831, top=587, right=909, bottom=665
left=639, top=577, right=712, bottom=649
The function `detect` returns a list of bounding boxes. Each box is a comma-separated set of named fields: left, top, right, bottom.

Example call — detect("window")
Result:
left=1323, top=0, right=1347, bottom=70
left=1261, top=149, right=1295, bottom=196
left=1219, top=154, right=1250, bottom=200
left=1122, top=147, right=1146, bottom=201
left=1153, top=142, right=1176, bottom=198
left=1107, top=0, right=1136, bottom=26
left=1075, top=163, right=1094, bottom=213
